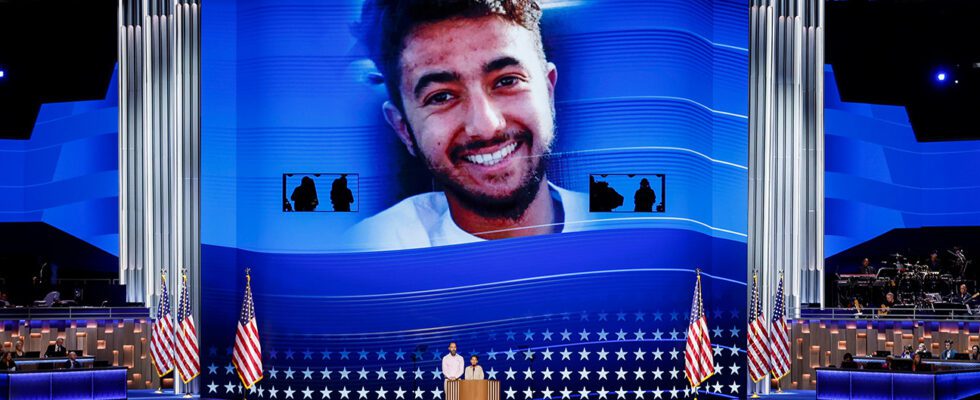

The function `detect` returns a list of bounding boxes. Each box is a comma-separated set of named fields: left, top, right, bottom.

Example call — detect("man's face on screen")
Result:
left=386, top=16, right=557, bottom=217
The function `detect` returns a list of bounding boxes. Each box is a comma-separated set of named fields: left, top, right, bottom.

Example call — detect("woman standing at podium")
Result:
left=465, top=355, right=485, bottom=380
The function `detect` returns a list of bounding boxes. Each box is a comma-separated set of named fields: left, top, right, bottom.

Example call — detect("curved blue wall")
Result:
left=0, top=67, right=119, bottom=256
left=825, top=65, right=980, bottom=257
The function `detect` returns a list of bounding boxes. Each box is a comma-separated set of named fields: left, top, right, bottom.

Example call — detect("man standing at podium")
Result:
left=465, top=355, right=485, bottom=380
left=442, top=342, right=464, bottom=381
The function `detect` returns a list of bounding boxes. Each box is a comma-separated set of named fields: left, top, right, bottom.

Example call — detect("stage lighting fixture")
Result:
left=937, top=72, right=947, bottom=82
left=0, top=69, right=5, bottom=78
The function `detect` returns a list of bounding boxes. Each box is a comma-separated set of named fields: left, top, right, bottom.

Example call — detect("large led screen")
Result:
left=201, top=0, right=749, bottom=398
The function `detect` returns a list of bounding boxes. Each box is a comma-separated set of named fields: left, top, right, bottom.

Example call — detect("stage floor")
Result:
left=758, top=390, right=816, bottom=400
left=129, top=389, right=818, bottom=400
left=129, top=389, right=201, bottom=400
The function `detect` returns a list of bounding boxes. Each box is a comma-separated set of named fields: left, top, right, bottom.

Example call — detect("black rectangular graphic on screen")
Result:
left=282, top=173, right=358, bottom=212
left=589, top=174, right=665, bottom=213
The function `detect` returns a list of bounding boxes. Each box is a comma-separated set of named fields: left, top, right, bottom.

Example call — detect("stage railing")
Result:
left=793, top=305, right=980, bottom=321
left=0, top=306, right=149, bottom=321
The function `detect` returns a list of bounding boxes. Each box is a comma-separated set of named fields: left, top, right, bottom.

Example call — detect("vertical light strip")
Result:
left=118, top=0, right=127, bottom=289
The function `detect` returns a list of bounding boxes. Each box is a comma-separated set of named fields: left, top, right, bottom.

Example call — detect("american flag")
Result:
left=150, top=274, right=175, bottom=376
left=747, top=272, right=769, bottom=383
left=684, top=269, right=714, bottom=389
left=769, top=273, right=790, bottom=380
left=233, top=269, right=263, bottom=389
left=176, top=273, right=200, bottom=383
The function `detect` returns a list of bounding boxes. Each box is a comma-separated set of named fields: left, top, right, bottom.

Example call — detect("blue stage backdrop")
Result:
left=201, top=0, right=748, bottom=399
left=0, top=66, right=120, bottom=256
left=824, top=65, right=980, bottom=257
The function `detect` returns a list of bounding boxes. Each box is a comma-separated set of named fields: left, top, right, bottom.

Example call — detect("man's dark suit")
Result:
left=64, top=359, right=81, bottom=369
left=45, top=344, right=66, bottom=358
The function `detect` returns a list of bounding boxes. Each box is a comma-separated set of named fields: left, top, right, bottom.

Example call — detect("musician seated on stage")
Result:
left=927, top=250, right=942, bottom=271
left=880, top=292, right=896, bottom=313
left=957, top=284, right=973, bottom=304
left=970, top=345, right=980, bottom=361
left=941, top=340, right=957, bottom=360
left=839, top=353, right=859, bottom=369
left=465, top=355, right=484, bottom=380
left=860, top=257, right=875, bottom=274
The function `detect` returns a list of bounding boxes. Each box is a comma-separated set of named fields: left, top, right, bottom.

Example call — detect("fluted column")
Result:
left=748, top=0, right=823, bottom=393
left=119, top=0, right=201, bottom=393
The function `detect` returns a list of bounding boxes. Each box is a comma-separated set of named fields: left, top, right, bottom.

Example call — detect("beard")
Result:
left=411, top=127, right=550, bottom=221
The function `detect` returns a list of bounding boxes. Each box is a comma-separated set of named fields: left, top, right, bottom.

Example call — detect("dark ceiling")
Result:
left=1, top=1, right=977, bottom=142
left=827, top=0, right=980, bottom=142
left=0, top=0, right=117, bottom=140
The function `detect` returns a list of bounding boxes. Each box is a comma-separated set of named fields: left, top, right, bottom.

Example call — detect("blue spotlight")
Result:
left=937, top=72, right=947, bottom=82
left=0, top=69, right=5, bottom=79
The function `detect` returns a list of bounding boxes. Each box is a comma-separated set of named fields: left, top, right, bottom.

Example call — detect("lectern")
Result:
left=445, top=380, right=500, bottom=400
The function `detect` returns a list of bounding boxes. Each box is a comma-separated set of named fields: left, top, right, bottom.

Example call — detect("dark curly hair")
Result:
left=354, top=0, right=544, bottom=113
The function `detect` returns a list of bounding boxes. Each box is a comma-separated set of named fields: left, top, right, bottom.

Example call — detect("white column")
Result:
left=748, top=0, right=823, bottom=394
left=119, top=0, right=201, bottom=394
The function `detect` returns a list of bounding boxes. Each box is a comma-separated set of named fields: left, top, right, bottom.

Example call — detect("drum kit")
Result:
left=837, top=250, right=973, bottom=309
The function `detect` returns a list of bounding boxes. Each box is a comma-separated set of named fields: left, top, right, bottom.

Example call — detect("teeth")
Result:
left=465, top=142, right=517, bottom=166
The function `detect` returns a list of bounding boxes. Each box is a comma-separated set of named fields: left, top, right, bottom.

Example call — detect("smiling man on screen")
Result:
left=351, top=0, right=589, bottom=250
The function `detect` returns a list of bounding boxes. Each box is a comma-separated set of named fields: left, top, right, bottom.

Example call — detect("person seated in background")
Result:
left=840, top=353, right=859, bottom=369
left=12, top=341, right=25, bottom=358
left=0, top=352, right=15, bottom=371
left=63, top=352, right=81, bottom=369
left=900, top=345, right=914, bottom=359
left=916, top=343, right=932, bottom=358
left=464, top=355, right=484, bottom=379
left=911, top=353, right=930, bottom=372
left=44, top=338, right=66, bottom=358
left=0, top=291, right=10, bottom=307
left=971, top=345, right=980, bottom=361
left=940, top=340, right=957, bottom=360
left=883, top=355, right=895, bottom=370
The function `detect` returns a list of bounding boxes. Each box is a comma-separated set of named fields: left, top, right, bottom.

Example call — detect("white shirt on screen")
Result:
left=464, top=365, right=485, bottom=380
left=350, top=183, right=590, bottom=251
left=442, top=353, right=465, bottom=380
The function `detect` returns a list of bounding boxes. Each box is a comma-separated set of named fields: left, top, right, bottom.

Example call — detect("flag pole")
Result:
left=155, top=270, right=166, bottom=394
left=178, top=267, right=193, bottom=399
left=694, top=268, right=700, bottom=400
left=750, top=271, right=760, bottom=399
left=181, top=268, right=194, bottom=399
left=774, top=271, right=785, bottom=394
left=242, top=267, right=251, bottom=400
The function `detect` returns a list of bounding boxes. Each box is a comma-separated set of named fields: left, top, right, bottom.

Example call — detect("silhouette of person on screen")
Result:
left=633, top=178, right=656, bottom=212
left=291, top=176, right=319, bottom=211
left=350, top=0, right=590, bottom=250
left=589, top=176, right=623, bottom=212
left=330, top=175, right=355, bottom=212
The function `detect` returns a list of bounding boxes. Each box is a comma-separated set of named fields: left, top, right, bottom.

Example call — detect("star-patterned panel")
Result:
left=202, top=305, right=745, bottom=399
